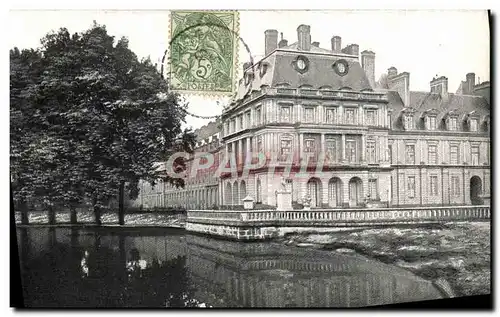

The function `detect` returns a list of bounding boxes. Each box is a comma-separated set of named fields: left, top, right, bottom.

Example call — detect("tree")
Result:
left=10, top=22, right=195, bottom=225
left=10, top=47, right=64, bottom=224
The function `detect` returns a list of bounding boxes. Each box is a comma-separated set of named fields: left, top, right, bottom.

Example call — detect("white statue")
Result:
left=280, top=177, right=287, bottom=191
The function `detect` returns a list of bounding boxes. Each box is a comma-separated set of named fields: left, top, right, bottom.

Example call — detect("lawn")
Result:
left=283, top=221, right=491, bottom=297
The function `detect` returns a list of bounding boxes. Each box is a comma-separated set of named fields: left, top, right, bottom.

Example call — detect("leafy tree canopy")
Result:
left=11, top=22, right=195, bottom=213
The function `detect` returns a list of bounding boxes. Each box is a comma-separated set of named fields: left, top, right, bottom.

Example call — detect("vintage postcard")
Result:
left=10, top=9, right=491, bottom=309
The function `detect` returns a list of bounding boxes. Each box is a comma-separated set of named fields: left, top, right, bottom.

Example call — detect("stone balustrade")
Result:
left=186, top=205, right=490, bottom=240
left=188, top=205, right=490, bottom=227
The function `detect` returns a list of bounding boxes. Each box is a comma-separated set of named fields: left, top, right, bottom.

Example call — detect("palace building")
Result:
left=135, top=24, right=490, bottom=210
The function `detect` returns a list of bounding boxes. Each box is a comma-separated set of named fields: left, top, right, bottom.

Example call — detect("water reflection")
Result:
left=16, top=228, right=444, bottom=308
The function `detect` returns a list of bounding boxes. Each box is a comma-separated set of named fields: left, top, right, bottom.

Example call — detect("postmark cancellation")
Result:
left=169, top=10, right=239, bottom=96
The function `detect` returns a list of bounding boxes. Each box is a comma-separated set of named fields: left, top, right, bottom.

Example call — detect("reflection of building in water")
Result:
left=17, top=228, right=444, bottom=308
left=119, top=232, right=444, bottom=307
left=181, top=235, right=443, bottom=307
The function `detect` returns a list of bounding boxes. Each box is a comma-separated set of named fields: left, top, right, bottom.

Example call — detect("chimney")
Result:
left=387, top=66, right=398, bottom=78
left=312, top=41, right=320, bottom=47
left=278, top=32, right=288, bottom=48
left=331, top=36, right=341, bottom=53
left=349, top=44, right=359, bottom=56
left=466, top=72, right=475, bottom=95
left=430, top=76, right=449, bottom=100
left=264, top=29, right=278, bottom=56
left=297, top=24, right=311, bottom=51
left=387, top=70, right=410, bottom=107
left=341, top=44, right=359, bottom=56
left=361, top=50, right=376, bottom=88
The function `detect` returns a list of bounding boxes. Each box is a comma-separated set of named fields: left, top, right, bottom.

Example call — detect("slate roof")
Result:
left=388, top=90, right=490, bottom=131
left=270, top=53, right=371, bottom=90
left=230, top=47, right=371, bottom=104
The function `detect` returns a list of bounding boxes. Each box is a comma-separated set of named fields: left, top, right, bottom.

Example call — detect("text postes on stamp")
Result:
left=169, top=10, right=239, bottom=96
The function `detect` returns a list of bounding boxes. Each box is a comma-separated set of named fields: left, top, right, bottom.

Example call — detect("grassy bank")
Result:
left=282, top=221, right=490, bottom=297
left=15, top=211, right=186, bottom=227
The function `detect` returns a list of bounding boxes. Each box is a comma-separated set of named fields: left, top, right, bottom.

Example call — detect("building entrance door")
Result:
left=307, top=178, right=321, bottom=207
left=470, top=176, right=483, bottom=205
left=328, top=178, right=342, bottom=208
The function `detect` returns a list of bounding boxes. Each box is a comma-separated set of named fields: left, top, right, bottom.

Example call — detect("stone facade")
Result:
left=134, top=126, right=222, bottom=210
left=136, top=23, right=490, bottom=211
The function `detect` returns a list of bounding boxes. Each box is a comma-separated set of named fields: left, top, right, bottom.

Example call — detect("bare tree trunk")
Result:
left=118, top=181, right=125, bottom=226
left=20, top=199, right=29, bottom=225
left=93, top=197, right=102, bottom=226
left=94, top=206, right=102, bottom=226
left=48, top=205, right=56, bottom=225
left=70, top=205, right=77, bottom=224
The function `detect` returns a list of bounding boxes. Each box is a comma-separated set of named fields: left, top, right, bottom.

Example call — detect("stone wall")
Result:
left=186, top=222, right=278, bottom=240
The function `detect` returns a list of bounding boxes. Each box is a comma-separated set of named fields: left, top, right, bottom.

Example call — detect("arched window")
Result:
left=348, top=177, right=363, bottom=207
left=225, top=183, right=232, bottom=206
left=306, top=178, right=322, bottom=208
left=240, top=180, right=247, bottom=200
left=233, top=181, right=239, bottom=206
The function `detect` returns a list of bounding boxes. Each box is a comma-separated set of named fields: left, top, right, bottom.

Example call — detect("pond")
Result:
left=15, top=227, right=445, bottom=308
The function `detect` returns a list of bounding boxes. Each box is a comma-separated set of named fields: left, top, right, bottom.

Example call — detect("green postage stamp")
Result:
left=169, top=10, right=239, bottom=95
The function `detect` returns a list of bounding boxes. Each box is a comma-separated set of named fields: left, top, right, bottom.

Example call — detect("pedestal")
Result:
left=276, top=191, right=293, bottom=211
left=243, top=196, right=255, bottom=210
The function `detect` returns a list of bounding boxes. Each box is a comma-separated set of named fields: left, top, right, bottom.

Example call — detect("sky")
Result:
left=9, top=10, right=490, bottom=130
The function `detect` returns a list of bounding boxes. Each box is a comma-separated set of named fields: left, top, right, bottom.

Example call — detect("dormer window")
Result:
left=448, top=117, right=458, bottom=131
left=427, top=116, right=437, bottom=130
left=244, top=71, right=254, bottom=86
left=482, top=116, right=490, bottom=132
left=404, top=114, right=413, bottom=130
left=470, top=118, right=478, bottom=132
left=259, top=62, right=269, bottom=78
left=422, top=109, right=439, bottom=131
